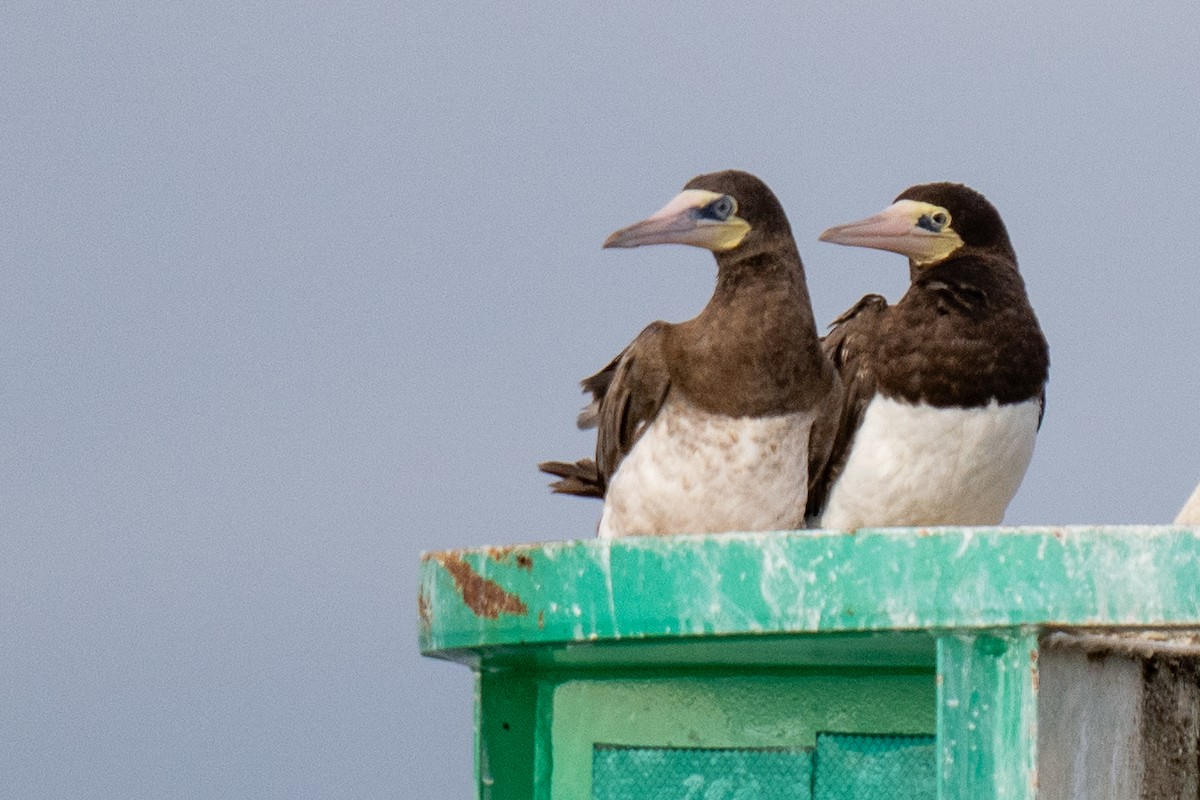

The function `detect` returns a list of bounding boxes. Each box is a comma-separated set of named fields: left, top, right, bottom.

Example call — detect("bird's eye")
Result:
left=707, top=195, right=736, bottom=221
left=917, top=209, right=951, bottom=232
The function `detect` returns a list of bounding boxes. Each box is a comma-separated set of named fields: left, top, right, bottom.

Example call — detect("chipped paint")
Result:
left=434, top=554, right=528, bottom=620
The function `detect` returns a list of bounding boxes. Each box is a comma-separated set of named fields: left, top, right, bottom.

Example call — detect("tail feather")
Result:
left=538, top=458, right=605, bottom=498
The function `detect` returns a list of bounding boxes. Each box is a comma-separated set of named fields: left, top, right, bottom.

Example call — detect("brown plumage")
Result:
left=806, top=183, right=1050, bottom=525
left=540, top=170, right=836, bottom=537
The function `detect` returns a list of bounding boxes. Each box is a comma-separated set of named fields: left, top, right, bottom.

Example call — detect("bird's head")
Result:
left=603, top=170, right=789, bottom=254
left=819, top=182, right=1014, bottom=269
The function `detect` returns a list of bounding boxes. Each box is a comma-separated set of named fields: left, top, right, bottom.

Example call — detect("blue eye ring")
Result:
left=707, top=195, right=736, bottom=221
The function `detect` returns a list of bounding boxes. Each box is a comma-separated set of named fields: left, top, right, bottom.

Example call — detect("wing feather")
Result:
left=539, top=322, right=672, bottom=498
left=806, top=295, right=887, bottom=521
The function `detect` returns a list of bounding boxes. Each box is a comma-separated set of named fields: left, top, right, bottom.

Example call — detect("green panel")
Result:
left=477, top=670, right=540, bottom=800
left=420, top=527, right=1200, bottom=659
left=936, top=633, right=1038, bottom=800
left=552, top=670, right=935, bottom=799
left=593, top=746, right=813, bottom=800
left=813, top=733, right=935, bottom=800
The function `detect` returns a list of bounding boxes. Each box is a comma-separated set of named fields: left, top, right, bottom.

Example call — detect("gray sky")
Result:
left=4, top=3, right=1200, bottom=798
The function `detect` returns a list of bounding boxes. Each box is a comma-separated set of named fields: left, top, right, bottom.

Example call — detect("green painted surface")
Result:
left=477, top=670, right=539, bottom=800
left=442, top=631, right=936, bottom=674
left=936, top=632, right=1039, bottom=800
left=551, top=670, right=935, bottom=799
left=420, top=527, right=1200, bottom=660
left=419, top=528, right=1200, bottom=799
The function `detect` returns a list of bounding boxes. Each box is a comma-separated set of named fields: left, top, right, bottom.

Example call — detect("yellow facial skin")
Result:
left=604, top=189, right=751, bottom=252
left=819, top=199, right=965, bottom=267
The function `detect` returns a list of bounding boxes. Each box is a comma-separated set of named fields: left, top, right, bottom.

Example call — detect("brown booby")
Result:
left=806, top=183, right=1049, bottom=528
left=540, top=170, right=837, bottom=538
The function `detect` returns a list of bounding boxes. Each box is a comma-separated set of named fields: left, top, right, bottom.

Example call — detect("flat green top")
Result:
left=418, top=526, right=1200, bottom=664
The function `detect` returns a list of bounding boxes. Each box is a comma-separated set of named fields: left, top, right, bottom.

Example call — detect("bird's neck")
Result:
left=710, top=238, right=817, bottom=331
left=668, top=236, right=830, bottom=417
left=713, top=234, right=803, bottom=292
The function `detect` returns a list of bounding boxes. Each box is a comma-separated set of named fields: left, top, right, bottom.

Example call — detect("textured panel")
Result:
left=1139, top=657, right=1200, bottom=800
left=1037, top=647, right=1143, bottom=800
left=592, top=745, right=812, bottom=800
left=812, top=733, right=935, bottom=800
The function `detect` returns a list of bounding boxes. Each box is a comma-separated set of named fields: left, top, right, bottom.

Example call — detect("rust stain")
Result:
left=538, top=610, right=545, bottom=629
left=418, top=590, right=432, bottom=631
left=482, top=545, right=536, bottom=572
left=436, top=554, right=529, bottom=619
left=485, top=545, right=513, bottom=562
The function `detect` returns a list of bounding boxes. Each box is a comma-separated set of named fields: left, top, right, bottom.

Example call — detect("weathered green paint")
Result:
left=937, top=632, right=1039, bottom=800
left=420, top=528, right=1200, bottom=660
left=417, top=527, right=1200, bottom=799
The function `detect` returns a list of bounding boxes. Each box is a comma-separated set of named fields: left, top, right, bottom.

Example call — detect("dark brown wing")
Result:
left=539, top=322, right=672, bottom=498
left=593, top=322, right=671, bottom=489
left=805, top=295, right=887, bottom=522
left=575, top=349, right=624, bottom=430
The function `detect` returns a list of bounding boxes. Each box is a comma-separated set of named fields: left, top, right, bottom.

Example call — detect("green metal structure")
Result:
left=418, top=527, right=1200, bottom=799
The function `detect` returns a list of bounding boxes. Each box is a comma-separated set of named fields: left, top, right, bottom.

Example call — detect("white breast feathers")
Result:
left=819, top=395, right=1041, bottom=530
left=599, top=399, right=815, bottom=538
